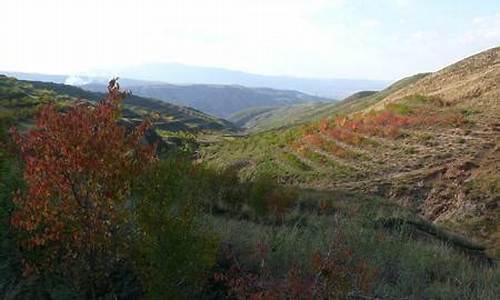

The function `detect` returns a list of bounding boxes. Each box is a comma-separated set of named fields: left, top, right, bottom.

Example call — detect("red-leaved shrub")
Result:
left=10, top=80, right=156, bottom=294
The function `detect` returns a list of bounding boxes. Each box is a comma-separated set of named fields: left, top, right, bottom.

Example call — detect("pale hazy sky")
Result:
left=1, top=0, right=499, bottom=80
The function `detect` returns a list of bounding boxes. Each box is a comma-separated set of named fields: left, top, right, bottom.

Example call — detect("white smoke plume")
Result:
left=64, top=75, right=93, bottom=86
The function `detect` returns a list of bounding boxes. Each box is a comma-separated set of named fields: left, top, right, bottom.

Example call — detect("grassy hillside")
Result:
left=2, top=52, right=499, bottom=299
left=201, top=48, right=500, bottom=257
left=0, top=75, right=236, bottom=132
left=228, top=106, right=279, bottom=127
left=341, top=90, right=377, bottom=102
left=82, top=82, right=328, bottom=119
left=228, top=102, right=329, bottom=132
left=232, top=73, right=430, bottom=132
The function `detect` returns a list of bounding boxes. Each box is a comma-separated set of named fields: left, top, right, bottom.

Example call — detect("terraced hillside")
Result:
left=0, top=75, right=236, bottom=132
left=201, top=47, right=500, bottom=257
left=232, top=73, right=429, bottom=132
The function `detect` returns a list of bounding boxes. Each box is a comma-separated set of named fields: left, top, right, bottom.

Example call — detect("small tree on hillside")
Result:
left=9, top=79, right=156, bottom=297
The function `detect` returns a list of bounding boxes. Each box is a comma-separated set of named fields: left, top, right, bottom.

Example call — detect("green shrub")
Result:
left=387, top=103, right=412, bottom=115
left=0, top=122, right=23, bottom=298
left=132, top=157, right=219, bottom=299
left=203, top=166, right=244, bottom=213
left=247, top=174, right=297, bottom=219
left=247, top=174, right=276, bottom=217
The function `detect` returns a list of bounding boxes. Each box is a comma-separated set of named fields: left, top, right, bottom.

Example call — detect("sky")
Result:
left=0, top=0, right=499, bottom=80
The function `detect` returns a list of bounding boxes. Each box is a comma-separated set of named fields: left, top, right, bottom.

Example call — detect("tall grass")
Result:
left=204, top=194, right=500, bottom=300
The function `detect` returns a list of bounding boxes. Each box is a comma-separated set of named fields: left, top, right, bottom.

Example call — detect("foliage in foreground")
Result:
left=0, top=81, right=219, bottom=299
left=206, top=199, right=500, bottom=300
left=9, top=83, right=155, bottom=297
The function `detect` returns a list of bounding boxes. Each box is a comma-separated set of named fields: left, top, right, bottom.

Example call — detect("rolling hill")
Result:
left=201, top=47, right=500, bottom=257
left=0, top=75, right=236, bottom=133
left=81, top=82, right=327, bottom=118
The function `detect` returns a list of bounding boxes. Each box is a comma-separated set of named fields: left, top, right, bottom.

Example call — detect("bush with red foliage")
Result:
left=310, top=104, right=466, bottom=146
left=323, top=127, right=366, bottom=146
left=9, top=80, right=156, bottom=294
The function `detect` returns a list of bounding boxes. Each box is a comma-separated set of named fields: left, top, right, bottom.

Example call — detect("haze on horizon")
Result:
left=1, top=0, right=499, bottom=81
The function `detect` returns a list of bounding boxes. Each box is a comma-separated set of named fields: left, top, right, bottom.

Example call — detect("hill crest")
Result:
left=371, top=47, right=500, bottom=112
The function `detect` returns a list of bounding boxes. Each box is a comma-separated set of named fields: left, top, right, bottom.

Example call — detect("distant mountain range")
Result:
left=1, top=71, right=330, bottom=119
left=3, top=63, right=390, bottom=99
left=2, top=67, right=389, bottom=119
left=91, top=63, right=389, bottom=99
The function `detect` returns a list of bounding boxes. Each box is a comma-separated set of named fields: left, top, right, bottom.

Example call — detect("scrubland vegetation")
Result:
left=202, top=93, right=474, bottom=185
left=0, top=78, right=498, bottom=300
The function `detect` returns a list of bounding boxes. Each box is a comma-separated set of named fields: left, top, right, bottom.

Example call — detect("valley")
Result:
left=1, top=47, right=499, bottom=300
left=2, top=1, right=500, bottom=298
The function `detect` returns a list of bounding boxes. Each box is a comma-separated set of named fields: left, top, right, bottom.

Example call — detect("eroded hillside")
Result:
left=201, top=48, right=500, bottom=257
